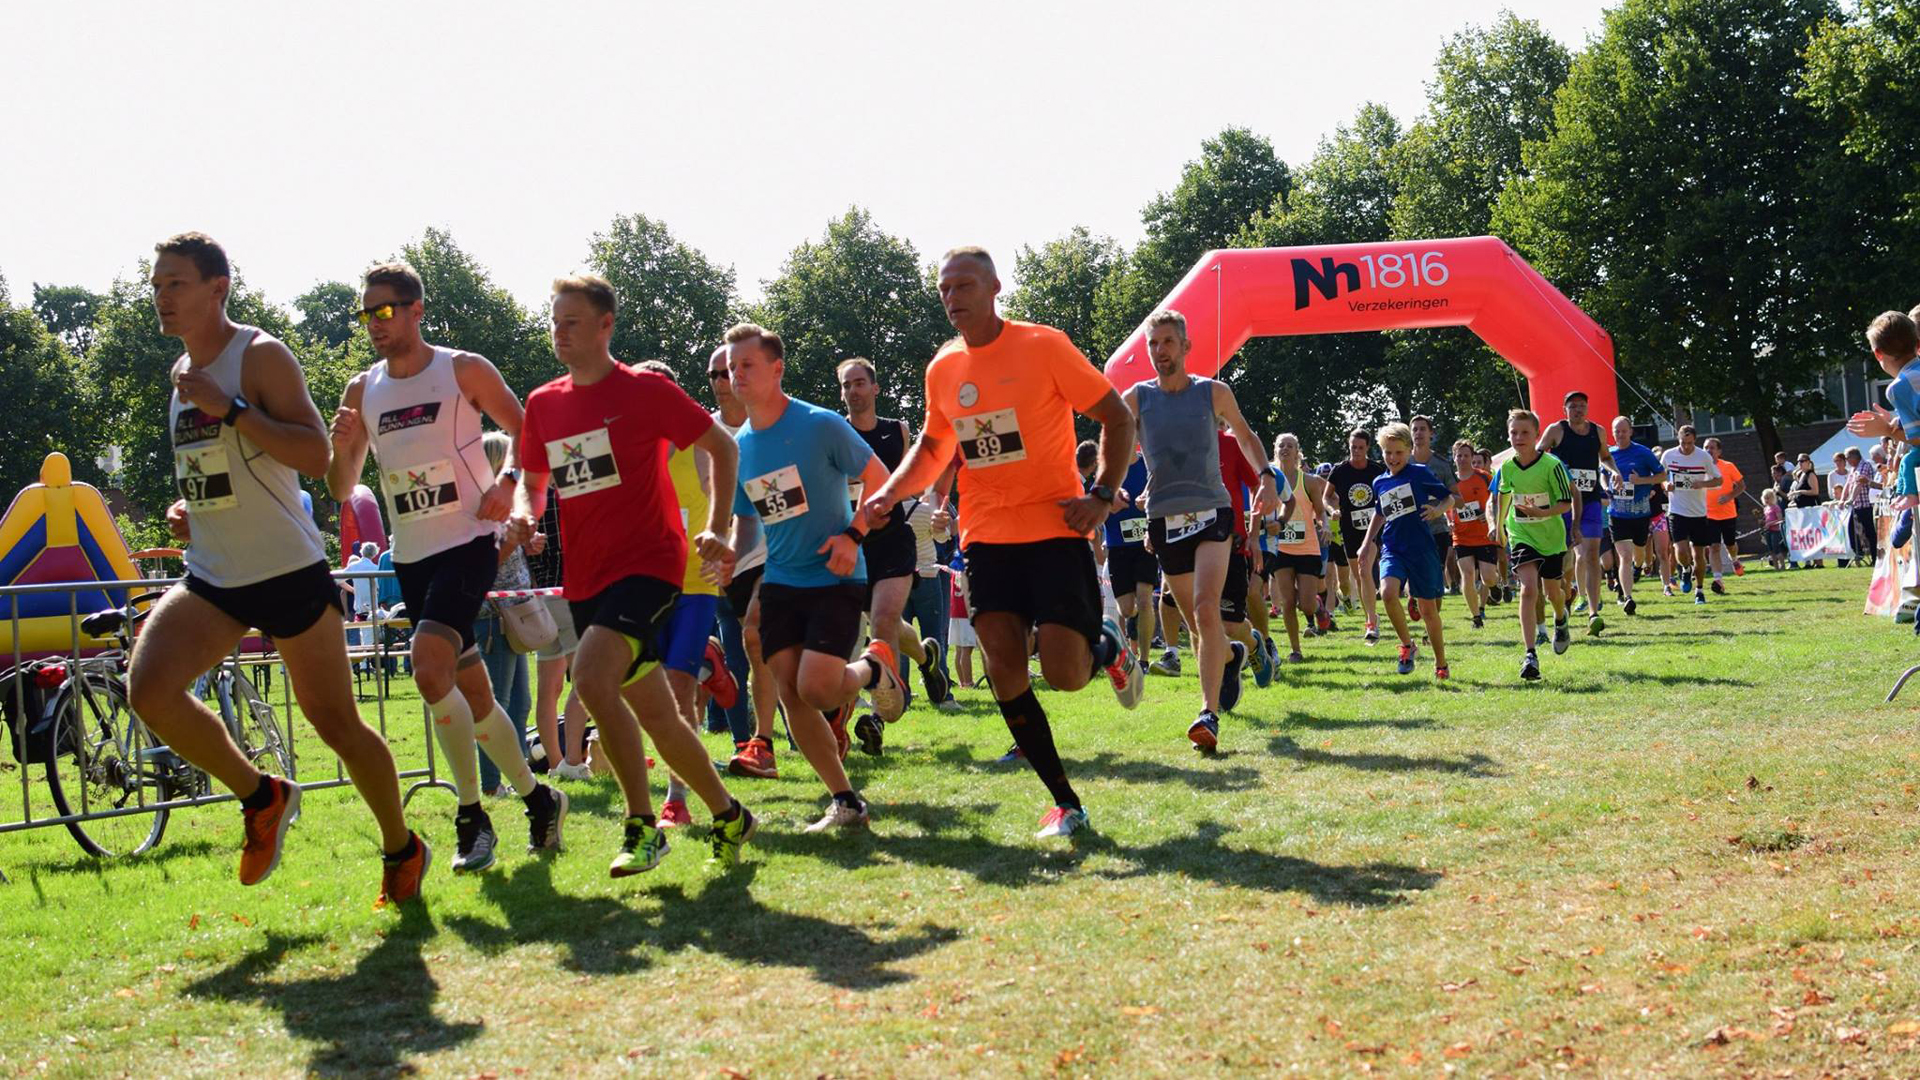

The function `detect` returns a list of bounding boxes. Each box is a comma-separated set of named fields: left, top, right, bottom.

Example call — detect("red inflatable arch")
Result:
left=1102, top=236, right=1618, bottom=428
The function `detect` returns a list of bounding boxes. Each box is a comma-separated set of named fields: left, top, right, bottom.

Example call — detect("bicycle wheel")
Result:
left=225, top=666, right=294, bottom=780
left=44, top=670, right=176, bottom=857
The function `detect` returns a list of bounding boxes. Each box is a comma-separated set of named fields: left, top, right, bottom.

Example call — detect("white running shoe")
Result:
left=804, top=799, right=871, bottom=833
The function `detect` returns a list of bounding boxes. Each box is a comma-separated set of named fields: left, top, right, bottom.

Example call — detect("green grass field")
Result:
left=3, top=565, right=1918, bottom=1077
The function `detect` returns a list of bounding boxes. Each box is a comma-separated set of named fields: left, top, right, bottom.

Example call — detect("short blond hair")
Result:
left=552, top=273, right=615, bottom=315
left=1376, top=422, right=1413, bottom=450
left=835, top=357, right=876, bottom=384
left=724, top=322, right=784, bottom=360
left=1507, top=408, right=1540, bottom=430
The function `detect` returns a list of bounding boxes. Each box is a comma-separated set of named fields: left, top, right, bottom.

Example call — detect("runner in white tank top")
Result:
left=326, top=261, right=564, bottom=873
left=127, top=232, right=421, bottom=905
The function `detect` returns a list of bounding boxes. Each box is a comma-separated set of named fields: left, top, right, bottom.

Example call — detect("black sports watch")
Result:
left=841, top=526, right=865, bottom=545
left=1089, top=484, right=1116, bottom=504
left=222, top=396, right=251, bottom=426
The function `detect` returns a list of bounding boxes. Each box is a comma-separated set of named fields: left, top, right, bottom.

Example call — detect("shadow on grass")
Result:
left=1092, top=820, right=1441, bottom=907
left=444, top=859, right=959, bottom=990
left=1267, top=711, right=1439, bottom=733
left=182, top=904, right=479, bottom=1075
left=1266, top=735, right=1501, bottom=777
left=915, top=744, right=1262, bottom=792
left=25, top=837, right=221, bottom=883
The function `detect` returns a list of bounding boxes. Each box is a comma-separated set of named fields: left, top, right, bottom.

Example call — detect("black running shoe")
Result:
left=1520, top=652, right=1541, bottom=681
left=853, top=712, right=884, bottom=756
left=1622, top=597, right=1637, bottom=616
left=919, top=638, right=952, bottom=705
left=1220, top=640, right=1248, bottom=712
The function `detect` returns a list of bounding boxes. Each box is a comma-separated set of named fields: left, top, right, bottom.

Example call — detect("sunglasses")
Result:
left=708, top=369, right=730, bottom=381
left=356, top=303, right=406, bottom=326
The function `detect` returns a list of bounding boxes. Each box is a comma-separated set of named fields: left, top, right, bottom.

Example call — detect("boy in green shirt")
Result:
left=1491, top=409, right=1574, bottom=682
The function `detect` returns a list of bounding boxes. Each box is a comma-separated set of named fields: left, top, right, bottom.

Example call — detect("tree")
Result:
left=399, top=228, right=551, bottom=399
left=1001, top=226, right=1126, bottom=361
left=584, top=212, right=738, bottom=395
left=0, top=277, right=95, bottom=495
left=749, top=208, right=951, bottom=421
left=1802, top=0, right=1920, bottom=223
left=292, top=280, right=362, bottom=349
left=31, top=283, right=106, bottom=357
left=1492, top=0, right=1890, bottom=462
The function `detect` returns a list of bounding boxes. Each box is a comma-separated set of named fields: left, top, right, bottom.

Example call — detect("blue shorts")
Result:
left=1380, top=543, right=1445, bottom=601
left=656, top=593, right=718, bottom=675
left=1562, top=501, right=1605, bottom=541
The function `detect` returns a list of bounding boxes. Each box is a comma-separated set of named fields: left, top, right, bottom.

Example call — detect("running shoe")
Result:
left=1471, top=612, right=1485, bottom=629
left=1588, top=614, right=1605, bottom=637
left=549, top=759, right=594, bottom=782
left=375, top=832, right=431, bottom=908
left=1622, top=597, right=1637, bottom=616
left=994, top=743, right=1026, bottom=765
left=1520, top=652, right=1541, bottom=681
left=1535, top=625, right=1550, bottom=648
left=1035, top=805, right=1090, bottom=839
left=804, top=798, right=870, bottom=833
left=451, top=807, right=497, bottom=873
left=937, top=698, right=963, bottom=714
left=1249, top=629, right=1274, bottom=688
left=238, top=775, right=300, bottom=886
left=610, top=817, right=669, bottom=877
left=863, top=640, right=906, bottom=722
left=1220, top=641, right=1248, bottom=712
left=918, top=637, right=952, bottom=705
left=699, top=637, right=739, bottom=710
left=1101, top=618, right=1145, bottom=710
left=707, top=803, right=758, bottom=866
left=1552, top=621, right=1571, bottom=655
left=658, top=798, right=692, bottom=829
left=1572, top=599, right=1588, bottom=615
left=1188, top=710, right=1220, bottom=752
left=1680, top=570, right=1692, bottom=594
left=1396, top=642, right=1417, bottom=675
left=1694, top=591, right=1707, bottom=606
left=525, top=784, right=567, bottom=853
left=1322, top=615, right=1340, bottom=634
left=854, top=712, right=885, bottom=756
left=826, top=703, right=852, bottom=761
left=1364, top=623, right=1380, bottom=646
left=1150, top=647, right=1181, bottom=677
left=1316, top=607, right=1334, bottom=633
left=1264, top=636, right=1281, bottom=673
left=1663, top=583, right=1676, bottom=597
left=1287, top=650, right=1305, bottom=664
left=727, top=736, right=779, bottom=779
left=1710, top=578, right=1726, bottom=595
left=1435, top=663, right=1450, bottom=681
left=1733, top=561, right=1745, bottom=577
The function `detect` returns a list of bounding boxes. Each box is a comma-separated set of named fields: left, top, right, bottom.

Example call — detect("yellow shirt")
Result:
left=667, top=446, right=718, bottom=596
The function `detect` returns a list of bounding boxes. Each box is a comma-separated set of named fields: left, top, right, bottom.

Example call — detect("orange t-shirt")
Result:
left=1451, top=469, right=1494, bottom=545
left=1706, top=459, right=1743, bottom=520
left=924, top=321, right=1114, bottom=546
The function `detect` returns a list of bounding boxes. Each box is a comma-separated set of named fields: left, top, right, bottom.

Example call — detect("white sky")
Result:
left=0, top=1, right=1607, bottom=313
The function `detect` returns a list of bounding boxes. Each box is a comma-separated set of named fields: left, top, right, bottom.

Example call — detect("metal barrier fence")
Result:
left=1, top=571, right=454, bottom=878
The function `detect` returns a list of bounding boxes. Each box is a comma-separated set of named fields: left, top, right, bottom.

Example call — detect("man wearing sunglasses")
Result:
left=326, top=262, right=566, bottom=875
left=128, top=232, right=425, bottom=906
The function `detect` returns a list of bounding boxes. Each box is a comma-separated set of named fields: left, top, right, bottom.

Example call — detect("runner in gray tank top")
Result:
left=1122, top=309, right=1278, bottom=752
left=327, top=261, right=566, bottom=875
left=125, top=233, right=425, bottom=907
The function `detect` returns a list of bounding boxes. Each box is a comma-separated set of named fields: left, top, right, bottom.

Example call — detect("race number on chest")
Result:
left=1379, top=483, right=1415, bottom=521
left=174, top=445, right=237, bottom=511
left=747, top=465, right=808, bottom=525
left=387, top=459, right=460, bottom=522
left=953, top=408, right=1026, bottom=468
left=548, top=429, right=621, bottom=497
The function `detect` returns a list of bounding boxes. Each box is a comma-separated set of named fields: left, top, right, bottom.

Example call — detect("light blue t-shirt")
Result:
left=1607, top=441, right=1664, bottom=519
left=733, top=399, right=875, bottom=588
left=1889, top=356, right=1920, bottom=439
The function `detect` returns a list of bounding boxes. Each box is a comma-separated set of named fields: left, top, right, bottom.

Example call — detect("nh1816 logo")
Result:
left=1291, top=251, right=1451, bottom=310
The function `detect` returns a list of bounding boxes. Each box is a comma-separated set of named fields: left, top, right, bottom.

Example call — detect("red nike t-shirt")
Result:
left=519, top=364, right=713, bottom=601
left=1219, top=431, right=1260, bottom=539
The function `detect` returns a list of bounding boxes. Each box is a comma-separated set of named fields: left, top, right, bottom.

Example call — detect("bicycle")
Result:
left=6, top=590, right=296, bottom=857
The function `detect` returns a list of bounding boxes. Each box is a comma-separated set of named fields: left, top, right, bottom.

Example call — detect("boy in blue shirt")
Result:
left=1851, top=312, right=1920, bottom=554
left=1356, top=422, right=1456, bottom=679
left=724, top=323, right=903, bottom=833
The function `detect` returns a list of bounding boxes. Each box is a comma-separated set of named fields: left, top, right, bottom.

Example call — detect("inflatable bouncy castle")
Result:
left=0, top=454, right=141, bottom=659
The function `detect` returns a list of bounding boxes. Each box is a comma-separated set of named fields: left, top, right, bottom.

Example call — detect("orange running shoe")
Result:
left=238, top=775, right=301, bottom=886
left=862, top=641, right=906, bottom=722
left=374, top=832, right=432, bottom=910
left=728, top=737, right=779, bottom=779
left=826, top=703, right=852, bottom=761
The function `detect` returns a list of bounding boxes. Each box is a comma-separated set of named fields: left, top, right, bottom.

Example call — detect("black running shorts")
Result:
left=757, top=582, right=866, bottom=660
left=963, top=538, right=1103, bottom=646
left=394, top=534, right=498, bottom=651
left=183, top=560, right=341, bottom=640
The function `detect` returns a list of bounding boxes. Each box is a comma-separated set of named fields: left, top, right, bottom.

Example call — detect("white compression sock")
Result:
left=665, top=776, right=688, bottom=803
left=474, top=702, right=539, bottom=798
left=428, top=689, right=482, bottom=805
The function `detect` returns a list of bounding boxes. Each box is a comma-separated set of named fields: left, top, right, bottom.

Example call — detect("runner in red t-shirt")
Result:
left=510, top=275, right=756, bottom=878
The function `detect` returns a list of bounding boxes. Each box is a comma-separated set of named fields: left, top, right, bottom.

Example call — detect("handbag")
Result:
left=499, top=595, right=557, bottom=654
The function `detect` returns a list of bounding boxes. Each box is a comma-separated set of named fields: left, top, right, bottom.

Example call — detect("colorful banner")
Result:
left=1866, top=510, right=1920, bottom=617
left=1786, top=504, right=1853, bottom=562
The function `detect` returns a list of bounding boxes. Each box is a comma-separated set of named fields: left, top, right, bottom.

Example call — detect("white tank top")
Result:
left=713, top=410, right=767, bottom=573
left=360, top=347, right=500, bottom=562
left=168, top=325, right=326, bottom=587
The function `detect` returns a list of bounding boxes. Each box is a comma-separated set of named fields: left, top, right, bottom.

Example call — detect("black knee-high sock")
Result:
left=998, top=687, right=1079, bottom=809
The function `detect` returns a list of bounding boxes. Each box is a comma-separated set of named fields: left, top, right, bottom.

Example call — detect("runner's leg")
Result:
left=125, top=587, right=259, bottom=795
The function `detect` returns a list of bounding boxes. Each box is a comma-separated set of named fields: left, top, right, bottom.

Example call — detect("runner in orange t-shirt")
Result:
left=1704, top=437, right=1747, bottom=594
left=1447, top=440, right=1499, bottom=628
left=863, top=246, right=1138, bottom=841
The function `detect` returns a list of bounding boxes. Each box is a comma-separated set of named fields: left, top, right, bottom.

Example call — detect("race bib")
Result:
left=1570, top=468, right=1599, bottom=493
left=1516, top=491, right=1550, bottom=510
left=1119, top=516, right=1148, bottom=544
left=1456, top=502, right=1483, bottom=523
left=387, top=459, right=461, bottom=523
left=174, top=445, right=236, bottom=511
left=1379, top=483, right=1415, bottom=522
left=848, top=480, right=863, bottom=509
left=1163, top=509, right=1218, bottom=544
left=549, top=429, right=620, bottom=497
left=953, top=408, right=1026, bottom=468
left=746, top=465, right=808, bottom=525
left=1350, top=507, right=1376, bottom=531
left=1277, top=519, right=1308, bottom=545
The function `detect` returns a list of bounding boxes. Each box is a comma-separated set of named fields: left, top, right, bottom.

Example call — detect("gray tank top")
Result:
left=1136, top=375, right=1230, bottom=517
left=168, top=325, right=326, bottom=586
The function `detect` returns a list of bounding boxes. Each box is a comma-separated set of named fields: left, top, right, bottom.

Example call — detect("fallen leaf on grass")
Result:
left=1323, top=1018, right=1342, bottom=1036
left=1703, top=1026, right=1765, bottom=1046
left=1835, top=1026, right=1869, bottom=1045
left=1888, top=1020, right=1920, bottom=1036
left=187, top=914, right=200, bottom=930
left=1443, top=1041, right=1473, bottom=1058
left=1120, top=1006, right=1160, bottom=1017
left=1440, top=979, right=1477, bottom=992
left=1803, top=989, right=1835, bottom=1006
left=1401, top=1050, right=1423, bottom=1065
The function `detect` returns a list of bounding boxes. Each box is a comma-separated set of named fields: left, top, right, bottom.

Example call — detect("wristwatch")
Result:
left=1089, top=484, right=1116, bottom=504
left=841, top=526, right=866, bottom=545
left=222, top=396, right=251, bottom=426
left=499, top=467, right=521, bottom=484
